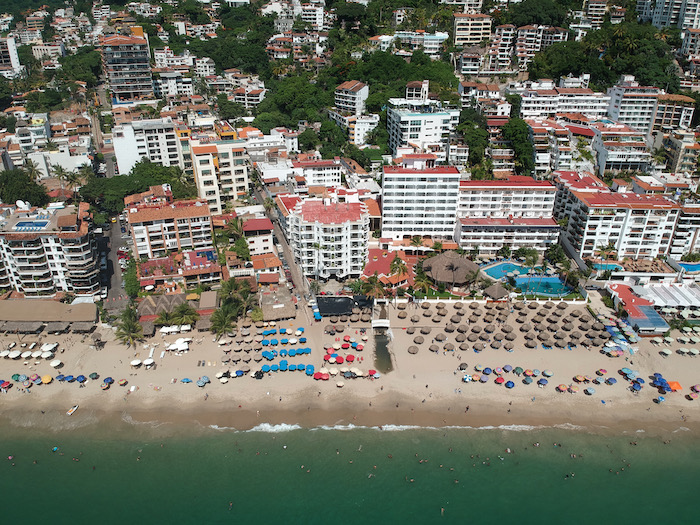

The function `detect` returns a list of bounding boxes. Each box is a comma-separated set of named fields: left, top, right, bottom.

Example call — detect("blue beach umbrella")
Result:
left=235, top=370, right=244, bottom=377
left=279, top=328, right=286, bottom=334
left=306, top=368, right=315, bottom=376
left=281, top=338, right=289, bottom=345
left=262, top=365, right=270, bottom=373
left=202, top=376, right=210, bottom=383
left=76, top=375, right=86, bottom=383
left=261, top=340, right=270, bottom=346
left=289, top=364, right=297, bottom=371
left=658, top=396, right=666, bottom=403
left=56, top=374, right=65, bottom=381
left=181, top=378, right=192, bottom=383
left=297, top=327, right=304, bottom=333
left=307, top=365, right=315, bottom=373
left=280, top=350, right=287, bottom=357
left=505, top=381, right=515, bottom=389
left=64, top=375, right=75, bottom=382
left=300, top=337, right=307, bottom=343
left=279, top=360, right=288, bottom=371
left=538, top=378, right=548, bottom=386
left=632, top=383, right=642, bottom=391
left=289, top=349, right=296, bottom=357
left=271, top=364, right=279, bottom=372
left=483, top=368, right=492, bottom=375
left=270, top=339, right=279, bottom=346
left=533, top=369, right=541, bottom=377
left=523, top=376, right=533, bottom=384
left=196, top=380, right=206, bottom=387
left=18, top=374, right=27, bottom=382
left=634, top=378, right=645, bottom=384
left=480, top=375, right=488, bottom=383
left=104, top=377, right=114, bottom=384
left=504, top=365, right=513, bottom=373
left=606, top=378, right=617, bottom=385
left=297, top=364, right=305, bottom=371
left=269, top=329, right=277, bottom=335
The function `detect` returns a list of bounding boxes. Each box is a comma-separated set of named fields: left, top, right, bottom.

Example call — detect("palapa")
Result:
left=502, top=324, right=514, bottom=333
left=422, top=251, right=480, bottom=284
left=414, top=335, right=425, bottom=344
left=469, top=315, right=479, bottom=323
left=485, top=324, right=496, bottom=333
left=483, top=283, right=509, bottom=300
left=504, top=341, right=514, bottom=349
left=563, top=323, right=574, bottom=331
left=544, top=301, right=555, bottom=309
left=469, top=302, right=479, bottom=309
left=570, top=309, right=582, bottom=317
left=484, top=315, right=495, bottom=324
left=398, top=311, right=407, bottom=319
left=423, top=310, right=433, bottom=317
left=471, top=325, right=482, bottom=333
left=454, top=302, right=464, bottom=309
left=408, top=345, right=419, bottom=354
left=429, top=344, right=439, bottom=352
left=493, top=333, right=504, bottom=341
left=432, top=316, right=442, bottom=323
left=397, top=303, right=407, bottom=310
left=505, top=332, right=517, bottom=341
left=457, top=324, right=468, bottom=333
left=521, top=323, right=532, bottom=332
left=406, top=326, right=416, bottom=334
left=514, top=302, right=525, bottom=310
left=491, top=340, right=502, bottom=349
left=444, top=343, right=455, bottom=351
left=436, top=302, right=446, bottom=310
left=557, top=302, right=567, bottom=310
left=570, top=331, right=582, bottom=339
left=467, top=333, right=478, bottom=342
left=528, top=302, right=538, bottom=309
left=437, top=309, right=448, bottom=317
left=479, top=332, right=490, bottom=341
left=554, top=331, right=566, bottom=339
left=421, top=302, right=431, bottom=310
left=456, top=333, right=466, bottom=342
left=445, top=323, right=455, bottom=332
left=71, top=321, right=95, bottom=333
left=450, top=315, right=461, bottom=324
left=411, top=315, right=420, bottom=323
left=538, top=332, right=550, bottom=341
left=524, top=332, right=536, bottom=340
left=435, top=333, right=446, bottom=342
left=474, top=342, right=485, bottom=351
left=459, top=342, right=470, bottom=351
left=420, top=327, right=432, bottom=335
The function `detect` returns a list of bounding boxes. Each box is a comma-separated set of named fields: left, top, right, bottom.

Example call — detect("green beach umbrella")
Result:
left=514, top=366, right=524, bottom=375
left=89, top=373, right=99, bottom=380
left=11, top=373, right=19, bottom=381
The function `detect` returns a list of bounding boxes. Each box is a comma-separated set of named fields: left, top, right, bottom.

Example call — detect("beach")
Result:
left=1, top=299, right=699, bottom=521
left=0, top=299, right=698, bottom=437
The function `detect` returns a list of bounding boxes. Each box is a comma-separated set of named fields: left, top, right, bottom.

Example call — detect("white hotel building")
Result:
left=190, top=141, right=250, bottom=215
left=285, top=198, right=369, bottom=280
left=112, top=117, right=183, bottom=176
left=515, top=81, right=610, bottom=119
left=381, top=166, right=462, bottom=241
left=454, top=177, right=559, bottom=255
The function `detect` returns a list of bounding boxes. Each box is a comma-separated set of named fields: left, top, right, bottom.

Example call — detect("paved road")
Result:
left=252, top=185, right=309, bottom=298
left=104, top=220, right=127, bottom=302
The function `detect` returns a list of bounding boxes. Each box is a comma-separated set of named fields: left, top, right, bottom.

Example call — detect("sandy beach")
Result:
left=0, top=299, right=699, bottom=437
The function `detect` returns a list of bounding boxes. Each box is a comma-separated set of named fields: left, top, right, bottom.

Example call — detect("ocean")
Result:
left=1, top=419, right=697, bottom=523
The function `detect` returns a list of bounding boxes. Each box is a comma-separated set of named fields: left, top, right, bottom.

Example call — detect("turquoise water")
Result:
left=594, top=263, right=623, bottom=271
left=515, top=277, right=571, bottom=296
left=679, top=261, right=700, bottom=272
left=484, top=262, right=532, bottom=280
left=0, top=423, right=697, bottom=522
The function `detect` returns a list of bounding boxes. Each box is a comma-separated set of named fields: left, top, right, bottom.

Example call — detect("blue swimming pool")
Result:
left=14, top=220, right=48, bottom=230
left=514, top=276, right=572, bottom=296
left=593, top=263, right=623, bottom=271
left=679, top=261, right=700, bottom=272
left=483, top=262, right=533, bottom=280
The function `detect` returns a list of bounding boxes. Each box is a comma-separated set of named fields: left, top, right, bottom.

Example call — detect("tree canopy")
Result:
left=0, top=169, right=49, bottom=208
left=501, top=118, right=534, bottom=175
left=529, top=21, right=680, bottom=91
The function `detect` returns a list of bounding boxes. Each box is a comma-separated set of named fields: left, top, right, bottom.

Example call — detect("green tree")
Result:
left=172, top=302, right=200, bottom=325
left=210, top=304, right=237, bottom=339
left=123, top=260, right=140, bottom=299
left=116, top=305, right=143, bottom=347
left=216, top=94, right=246, bottom=121
left=298, top=128, right=319, bottom=151
left=155, top=310, right=176, bottom=327
left=389, top=254, right=408, bottom=280
left=0, top=168, right=49, bottom=207
left=502, top=118, right=534, bottom=175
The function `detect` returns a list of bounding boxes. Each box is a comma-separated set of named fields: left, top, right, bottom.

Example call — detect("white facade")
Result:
left=112, top=118, right=183, bottom=176
left=195, top=57, right=216, bottom=77
left=513, top=78, right=610, bottom=119
left=0, top=36, right=23, bottom=78
left=455, top=217, right=560, bottom=255
left=381, top=166, right=462, bottom=240
left=591, top=122, right=652, bottom=175
left=453, top=13, right=492, bottom=46
left=291, top=159, right=344, bottom=187
left=457, top=177, right=557, bottom=218
left=386, top=98, right=460, bottom=160
left=606, top=75, right=660, bottom=134
left=190, top=141, right=250, bottom=215
left=334, top=80, right=368, bottom=116
left=286, top=198, right=370, bottom=280
left=153, top=70, right=194, bottom=98
left=0, top=204, right=100, bottom=297
left=328, top=110, right=379, bottom=146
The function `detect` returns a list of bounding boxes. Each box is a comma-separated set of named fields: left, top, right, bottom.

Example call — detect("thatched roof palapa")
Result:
left=422, top=251, right=480, bottom=285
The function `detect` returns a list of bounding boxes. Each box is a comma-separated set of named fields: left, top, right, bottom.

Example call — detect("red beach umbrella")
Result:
left=313, top=372, right=322, bottom=380
left=356, top=344, right=364, bottom=351
left=346, top=355, right=355, bottom=362
left=368, top=369, right=377, bottom=376
left=323, top=355, right=331, bottom=361
left=336, top=356, right=344, bottom=364
left=322, top=373, right=330, bottom=381
left=495, top=377, right=505, bottom=384
left=344, top=335, right=351, bottom=342
left=342, top=343, right=350, bottom=349
left=326, top=348, right=334, bottom=355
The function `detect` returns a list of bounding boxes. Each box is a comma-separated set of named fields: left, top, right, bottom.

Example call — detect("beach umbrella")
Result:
left=479, top=332, right=490, bottom=341
left=690, top=392, right=699, bottom=399
left=523, top=376, right=533, bottom=384
left=485, top=324, right=496, bottom=333
left=420, top=327, right=432, bottom=335
left=491, top=341, right=502, bottom=349
left=505, top=381, right=515, bottom=389
left=429, top=344, right=439, bottom=353
left=494, top=333, right=504, bottom=341
left=456, top=334, right=466, bottom=342
left=606, top=378, right=617, bottom=385
left=459, top=343, right=470, bottom=351
left=457, top=325, right=468, bottom=333
left=408, top=345, right=418, bottom=354
left=658, top=396, right=666, bottom=403
left=542, top=370, right=553, bottom=377
left=538, top=378, right=548, bottom=386
left=473, top=342, right=484, bottom=351
left=524, top=332, right=536, bottom=340
left=495, top=377, right=505, bottom=384
left=89, top=373, right=99, bottom=380
left=597, top=368, right=607, bottom=376
left=435, top=334, right=446, bottom=343
left=76, top=375, right=86, bottom=383
left=504, top=342, right=514, bottom=350
left=63, top=376, right=75, bottom=382
left=471, top=325, right=482, bottom=333
left=525, top=340, right=537, bottom=348
left=480, top=375, right=489, bottom=383
left=413, top=336, right=424, bottom=344
left=569, top=384, right=579, bottom=393
left=585, top=387, right=596, bottom=395
left=41, top=375, right=52, bottom=384
left=56, top=375, right=64, bottom=381
left=467, top=333, right=478, bottom=342
left=50, top=359, right=62, bottom=368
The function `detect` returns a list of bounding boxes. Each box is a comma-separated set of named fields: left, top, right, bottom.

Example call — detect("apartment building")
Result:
left=591, top=121, right=652, bottom=175
left=552, top=169, right=609, bottom=221
left=664, top=130, right=700, bottom=173
left=386, top=96, right=460, bottom=160
left=327, top=111, right=380, bottom=146
left=381, top=166, right=462, bottom=240
left=514, top=25, right=568, bottom=70
left=14, top=113, right=51, bottom=153
left=242, top=217, right=274, bottom=256
left=31, top=42, right=66, bottom=60
left=334, top=80, right=369, bottom=116
left=584, top=0, right=608, bottom=27
left=440, top=0, right=483, bottom=8
left=561, top=191, right=679, bottom=260
left=285, top=198, right=369, bottom=280
left=101, top=34, right=153, bottom=102
left=195, top=57, right=216, bottom=77
left=654, top=93, right=695, bottom=130
left=393, top=30, right=449, bottom=57
left=457, top=47, right=486, bottom=76
left=453, top=13, right=492, bottom=46
left=670, top=203, right=700, bottom=257
left=291, top=159, right=344, bottom=187
left=454, top=177, right=558, bottom=254
left=514, top=78, right=610, bottom=119
left=606, top=75, right=660, bottom=134
left=525, top=119, right=573, bottom=176
left=112, top=117, right=182, bottom=175
left=125, top=200, right=214, bottom=259
left=152, top=69, right=194, bottom=98
left=153, top=46, right=196, bottom=68
left=0, top=203, right=100, bottom=297
left=191, top=141, right=250, bottom=215
left=0, top=36, right=22, bottom=78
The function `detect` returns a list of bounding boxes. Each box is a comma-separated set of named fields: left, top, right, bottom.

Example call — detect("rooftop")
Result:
left=295, top=200, right=367, bottom=224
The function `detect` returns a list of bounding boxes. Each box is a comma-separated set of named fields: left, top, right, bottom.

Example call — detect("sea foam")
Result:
left=247, top=423, right=302, bottom=433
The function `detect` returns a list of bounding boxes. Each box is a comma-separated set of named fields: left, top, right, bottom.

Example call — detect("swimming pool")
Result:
left=679, top=261, right=700, bottom=272
left=14, top=220, right=48, bottom=230
left=593, top=263, right=623, bottom=271
left=514, top=276, right=572, bottom=296
left=483, top=262, right=533, bottom=280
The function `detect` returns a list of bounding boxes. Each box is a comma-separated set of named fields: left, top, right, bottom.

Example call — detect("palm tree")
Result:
left=172, top=303, right=199, bottom=325
left=45, top=139, right=58, bottom=151
left=524, top=253, right=539, bottom=298
left=52, top=165, right=70, bottom=189
left=348, top=279, right=364, bottom=294
left=537, top=259, right=549, bottom=294
left=77, top=164, right=95, bottom=183
left=154, top=310, right=175, bottom=327
left=431, top=241, right=443, bottom=252
left=445, top=261, right=457, bottom=290
left=389, top=254, right=408, bottom=280
left=469, top=245, right=480, bottom=260
left=263, top=197, right=275, bottom=213
left=23, top=159, right=41, bottom=182
left=410, top=236, right=423, bottom=247
left=412, top=275, right=433, bottom=297
left=309, top=280, right=321, bottom=295
left=210, top=304, right=237, bottom=340
left=596, top=242, right=616, bottom=261
left=561, top=258, right=573, bottom=292
left=116, top=304, right=142, bottom=347
left=465, top=268, right=481, bottom=293
left=221, top=277, right=249, bottom=304
left=362, top=272, right=386, bottom=300
left=313, top=241, right=323, bottom=281
left=226, top=217, right=244, bottom=240
left=66, top=171, right=81, bottom=200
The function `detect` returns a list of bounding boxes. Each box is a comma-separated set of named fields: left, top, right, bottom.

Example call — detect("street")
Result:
left=104, top=219, right=127, bottom=302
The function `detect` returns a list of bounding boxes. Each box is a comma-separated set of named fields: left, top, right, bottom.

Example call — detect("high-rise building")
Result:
left=112, top=117, right=183, bottom=175
left=453, top=13, right=492, bottom=47
left=101, top=34, right=153, bottom=102
left=606, top=75, right=660, bottom=134
left=381, top=166, right=462, bottom=240
left=0, top=36, right=22, bottom=78
left=190, top=141, right=250, bottom=215
left=334, top=80, right=369, bottom=116
left=0, top=203, right=100, bottom=297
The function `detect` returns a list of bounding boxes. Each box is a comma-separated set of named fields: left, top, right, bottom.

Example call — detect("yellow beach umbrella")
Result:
left=41, top=375, right=53, bottom=384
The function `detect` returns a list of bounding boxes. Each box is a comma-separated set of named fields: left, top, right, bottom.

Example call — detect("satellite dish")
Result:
left=15, top=200, right=25, bottom=209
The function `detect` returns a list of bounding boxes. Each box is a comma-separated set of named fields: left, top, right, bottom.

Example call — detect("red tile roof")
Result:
left=296, top=200, right=367, bottom=224
left=242, top=218, right=273, bottom=232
